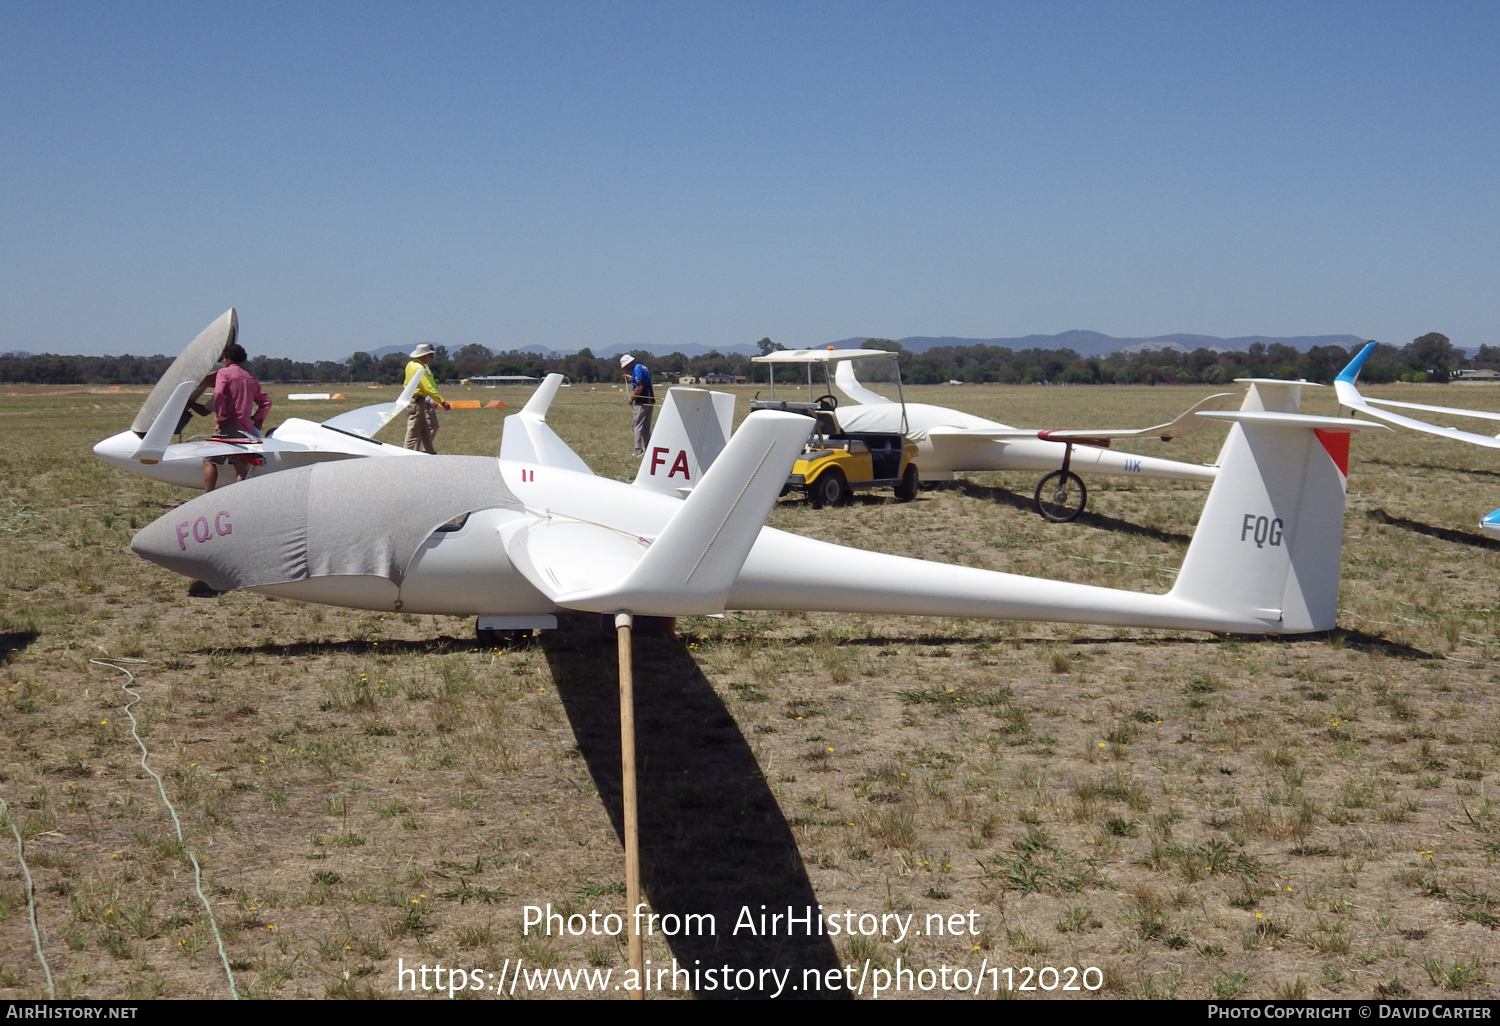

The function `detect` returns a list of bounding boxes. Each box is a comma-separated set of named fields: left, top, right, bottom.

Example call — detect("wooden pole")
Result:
left=616, top=612, right=645, bottom=999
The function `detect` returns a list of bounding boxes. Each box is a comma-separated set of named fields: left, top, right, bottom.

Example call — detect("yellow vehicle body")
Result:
left=786, top=434, right=921, bottom=507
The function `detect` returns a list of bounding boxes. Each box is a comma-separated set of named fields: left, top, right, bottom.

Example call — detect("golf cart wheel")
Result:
left=814, top=393, right=839, bottom=410
left=809, top=468, right=849, bottom=509
left=894, top=463, right=919, bottom=502
left=1034, top=470, right=1087, bottom=523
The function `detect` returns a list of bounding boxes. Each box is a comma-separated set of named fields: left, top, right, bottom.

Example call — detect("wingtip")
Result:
left=1335, top=341, right=1379, bottom=385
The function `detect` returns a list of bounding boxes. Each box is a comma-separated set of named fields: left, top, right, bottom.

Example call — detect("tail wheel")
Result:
left=894, top=463, right=919, bottom=502
left=1034, top=470, right=1087, bottom=522
left=809, top=467, right=849, bottom=509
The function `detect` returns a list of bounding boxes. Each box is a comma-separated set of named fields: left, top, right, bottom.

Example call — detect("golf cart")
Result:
left=749, top=348, right=920, bottom=508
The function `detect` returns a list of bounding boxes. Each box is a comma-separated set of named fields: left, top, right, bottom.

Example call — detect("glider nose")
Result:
left=131, top=470, right=309, bottom=592
left=93, top=430, right=140, bottom=466
left=1481, top=509, right=1500, bottom=541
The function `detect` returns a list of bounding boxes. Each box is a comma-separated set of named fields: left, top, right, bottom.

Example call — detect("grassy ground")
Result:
left=4, top=379, right=1500, bottom=1000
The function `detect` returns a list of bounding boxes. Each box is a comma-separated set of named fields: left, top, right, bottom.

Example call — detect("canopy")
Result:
left=130, top=309, right=236, bottom=435
left=751, top=348, right=897, bottom=364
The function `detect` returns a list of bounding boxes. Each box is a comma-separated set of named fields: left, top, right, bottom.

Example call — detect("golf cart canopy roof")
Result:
left=751, top=348, right=898, bottom=364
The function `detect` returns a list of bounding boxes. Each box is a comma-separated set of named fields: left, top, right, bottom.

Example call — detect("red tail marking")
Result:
left=1314, top=429, right=1350, bottom=477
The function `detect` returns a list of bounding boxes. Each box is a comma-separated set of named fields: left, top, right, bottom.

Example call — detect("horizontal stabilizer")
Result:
left=501, top=410, right=812, bottom=615
left=498, top=373, right=593, bottom=473
left=320, top=371, right=423, bottom=439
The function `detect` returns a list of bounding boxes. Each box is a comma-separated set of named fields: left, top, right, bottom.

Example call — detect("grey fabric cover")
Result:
left=131, top=310, right=237, bottom=435
left=131, top=456, right=519, bottom=592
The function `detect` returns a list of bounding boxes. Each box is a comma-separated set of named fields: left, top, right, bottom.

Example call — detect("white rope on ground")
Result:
left=90, top=655, right=238, bottom=1000
left=0, top=796, right=54, bottom=998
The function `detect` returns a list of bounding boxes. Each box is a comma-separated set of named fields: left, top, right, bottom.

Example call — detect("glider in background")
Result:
left=92, top=310, right=425, bottom=489
left=824, top=354, right=1239, bottom=521
left=1335, top=341, right=1500, bottom=539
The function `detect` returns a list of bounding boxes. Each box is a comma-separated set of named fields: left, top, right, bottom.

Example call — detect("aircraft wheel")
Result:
left=894, top=463, right=919, bottom=502
left=1034, top=470, right=1087, bottom=523
left=477, top=627, right=531, bottom=648
left=809, top=468, right=849, bottom=509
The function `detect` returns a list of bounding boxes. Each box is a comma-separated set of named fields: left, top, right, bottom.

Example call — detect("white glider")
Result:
left=92, top=309, right=425, bottom=489
left=812, top=353, right=1238, bottom=521
left=132, top=375, right=1374, bottom=635
left=1335, top=341, right=1500, bottom=538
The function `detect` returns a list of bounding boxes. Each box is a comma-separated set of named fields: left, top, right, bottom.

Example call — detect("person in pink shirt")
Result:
left=203, top=341, right=272, bottom=492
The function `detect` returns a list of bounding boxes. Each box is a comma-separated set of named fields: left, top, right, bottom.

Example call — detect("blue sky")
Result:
left=3, top=2, right=1497, bottom=358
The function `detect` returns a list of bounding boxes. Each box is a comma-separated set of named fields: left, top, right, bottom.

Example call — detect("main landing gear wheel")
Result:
left=477, top=627, right=532, bottom=648
left=809, top=468, right=849, bottom=509
left=1034, top=470, right=1087, bottom=522
left=894, top=463, right=919, bottom=502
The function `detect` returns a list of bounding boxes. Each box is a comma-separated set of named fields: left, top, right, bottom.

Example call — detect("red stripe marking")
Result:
left=1314, top=429, right=1350, bottom=477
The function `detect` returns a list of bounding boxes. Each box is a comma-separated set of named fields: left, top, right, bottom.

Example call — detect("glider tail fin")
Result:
left=632, top=387, right=736, bottom=496
left=833, top=359, right=894, bottom=405
left=498, top=374, right=593, bottom=473
left=132, top=380, right=199, bottom=464
left=1170, top=411, right=1368, bottom=633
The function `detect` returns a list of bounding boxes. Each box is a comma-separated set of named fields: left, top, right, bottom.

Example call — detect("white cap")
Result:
left=409, top=344, right=436, bottom=359
left=619, top=354, right=635, bottom=367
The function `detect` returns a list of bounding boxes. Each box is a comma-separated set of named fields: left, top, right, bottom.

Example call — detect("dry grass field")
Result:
left=6, top=378, right=1500, bottom=1000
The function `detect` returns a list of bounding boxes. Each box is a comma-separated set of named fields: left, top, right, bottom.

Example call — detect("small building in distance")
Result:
left=677, top=375, right=698, bottom=385
left=1454, top=369, right=1500, bottom=380
left=700, top=373, right=746, bottom=384
left=465, top=375, right=541, bottom=386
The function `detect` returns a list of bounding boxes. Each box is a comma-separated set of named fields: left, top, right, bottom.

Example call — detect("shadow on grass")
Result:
left=1363, top=457, right=1500, bottom=481
left=0, top=631, right=39, bottom=663
left=541, top=616, right=846, bottom=1000
left=955, top=480, right=1195, bottom=545
left=198, top=635, right=507, bottom=658
left=1366, top=508, right=1500, bottom=552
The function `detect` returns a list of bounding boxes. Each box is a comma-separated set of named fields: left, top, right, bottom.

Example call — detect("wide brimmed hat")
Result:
left=409, top=344, right=436, bottom=359
left=619, top=353, right=635, bottom=367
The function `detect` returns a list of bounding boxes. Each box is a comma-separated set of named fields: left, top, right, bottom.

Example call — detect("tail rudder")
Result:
left=1171, top=411, right=1381, bottom=632
left=632, top=387, right=735, bottom=496
left=498, top=373, right=592, bottom=473
left=131, top=380, right=199, bottom=463
left=833, top=360, right=894, bottom=406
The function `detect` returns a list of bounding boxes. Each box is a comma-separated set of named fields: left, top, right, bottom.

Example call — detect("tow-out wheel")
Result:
left=1034, top=470, right=1087, bottom=522
left=477, top=627, right=531, bottom=648
left=809, top=468, right=849, bottom=509
left=894, top=463, right=919, bottom=502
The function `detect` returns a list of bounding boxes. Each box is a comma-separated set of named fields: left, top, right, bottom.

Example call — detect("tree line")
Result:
left=0, top=332, right=1483, bottom=386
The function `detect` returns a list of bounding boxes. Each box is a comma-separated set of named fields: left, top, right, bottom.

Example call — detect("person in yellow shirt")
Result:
left=403, top=344, right=451, bottom=453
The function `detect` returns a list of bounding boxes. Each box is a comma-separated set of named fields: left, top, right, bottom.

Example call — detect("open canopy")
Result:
left=751, top=348, right=897, bottom=364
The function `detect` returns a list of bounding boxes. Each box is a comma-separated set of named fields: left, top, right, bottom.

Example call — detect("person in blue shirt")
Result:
left=621, top=354, right=655, bottom=455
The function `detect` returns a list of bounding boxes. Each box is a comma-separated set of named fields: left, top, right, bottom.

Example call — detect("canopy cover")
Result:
left=130, top=309, right=237, bottom=435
